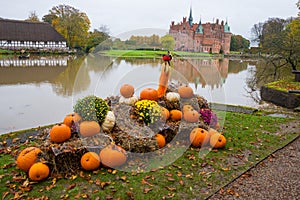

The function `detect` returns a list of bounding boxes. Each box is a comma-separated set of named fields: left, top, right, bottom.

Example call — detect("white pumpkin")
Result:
left=166, top=92, right=180, bottom=102
left=101, top=111, right=116, bottom=131
left=119, top=95, right=139, bottom=105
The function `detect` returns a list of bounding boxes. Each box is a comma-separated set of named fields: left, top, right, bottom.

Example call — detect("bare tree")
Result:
left=25, top=11, right=40, bottom=22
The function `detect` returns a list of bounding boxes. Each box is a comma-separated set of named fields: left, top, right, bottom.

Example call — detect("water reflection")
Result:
left=0, top=56, right=68, bottom=85
left=245, top=60, right=294, bottom=103
left=0, top=56, right=68, bottom=67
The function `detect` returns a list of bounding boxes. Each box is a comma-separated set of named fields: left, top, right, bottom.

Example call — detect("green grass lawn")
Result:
left=0, top=111, right=299, bottom=199
left=101, top=50, right=218, bottom=58
left=265, top=79, right=300, bottom=93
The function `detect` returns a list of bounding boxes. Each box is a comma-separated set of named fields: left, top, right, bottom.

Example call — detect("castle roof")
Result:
left=0, top=19, right=66, bottom=42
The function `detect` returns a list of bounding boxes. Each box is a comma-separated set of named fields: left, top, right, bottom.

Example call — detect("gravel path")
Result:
left=208, top=136, right=300, bottom=200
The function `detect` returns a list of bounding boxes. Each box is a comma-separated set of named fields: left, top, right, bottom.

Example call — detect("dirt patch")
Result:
left=264, top=120, right=300, bottom=136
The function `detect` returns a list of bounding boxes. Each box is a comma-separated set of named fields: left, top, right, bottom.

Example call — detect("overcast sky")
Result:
left=0, top=0, right=298, bottom=41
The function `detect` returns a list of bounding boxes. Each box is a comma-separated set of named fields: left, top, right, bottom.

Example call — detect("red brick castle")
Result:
left=169, top=8, right=232, bottom=54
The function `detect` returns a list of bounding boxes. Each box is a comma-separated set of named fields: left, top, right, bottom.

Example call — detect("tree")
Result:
left=160, top=35, right=175, bottom=50
left=251, top=16, right=300, bottom=72
left=230, top=35, right=250, bottom=51
left=251, top=22, right=264, bottom=47
left=251, top=18, right=287, bottom=48
left=25, top=11, right=40, bottom=22
left=43, top=4, right=90, bottom=49
left=85, top=27, right=110, bottom=53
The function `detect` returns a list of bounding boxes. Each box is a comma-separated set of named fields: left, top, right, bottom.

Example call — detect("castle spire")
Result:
left=188, top=6, right=193, bottom=27
left=224, top=18, right=230, bottom=33
left=196, top=17, right=203, bottom=34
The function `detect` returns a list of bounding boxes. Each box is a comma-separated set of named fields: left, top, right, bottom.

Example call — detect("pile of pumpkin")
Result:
left=15, top=82, right=226, bottom=181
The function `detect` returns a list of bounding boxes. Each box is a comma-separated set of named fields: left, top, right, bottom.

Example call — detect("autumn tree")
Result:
left=25, top=11, right=40, bottom=22
left=230, top=34, right=250, bottom=51
left=160, top=34, right=175, bottom=50
left=43, top=4, right=90, bottom=49
left=126, top=34, right=160, bottom=48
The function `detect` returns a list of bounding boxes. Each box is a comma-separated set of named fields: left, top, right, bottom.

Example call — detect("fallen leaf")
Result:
left=95, top=179, right=101, bottom=186
left=141, top=179, right=154, bottom=186
left=179, top=180, right=184, bottom=185
left=51, top=178, right=57, bottom=185
left=143, top=187, right=152, bottom=194
left=165, top=173, right=173, bottom=177
left=2, top=192, right=9, bottom=199
left=105, top=195, right=114, bottom=200
left=227, top=188, right=235, bottom=195
left=67, top=183, right=76, bottom=191
left=221, top=167, right=230, bottom=171
left=120, top=176, right=127, bottom=181
left=60, top=194, right=69, bottom=200
left=81, top=193, right=89, bottom=199
left=79, top=171, right=85, bottom=178
left=167, top=177, right=175, bottom=182
left=144, top=175, right=151, bottom=179
left=45, top=184, right=55, bottom=191
left=165, top=186, right=176, bottom=191
left=100, top=181, right=111, bottom=189
left=126, top=191, right=134, bottom=199
left=12, top=137, right=20, bottom=143
left=177, top=171, right=182, bottom=177
left=241, top=172, right=252, bottom=178
left=74, top=193, right=81, bottom=199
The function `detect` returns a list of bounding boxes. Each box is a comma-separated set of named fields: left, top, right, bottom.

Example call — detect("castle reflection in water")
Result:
left=173, top=58, right=229, bottom=89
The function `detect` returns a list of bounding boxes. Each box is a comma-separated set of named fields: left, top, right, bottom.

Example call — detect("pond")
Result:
left=0, top=54, right=292, bottom=135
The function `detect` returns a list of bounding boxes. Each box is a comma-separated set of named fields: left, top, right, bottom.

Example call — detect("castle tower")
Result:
left=223, top=20, right=232, bottom=54
left=196, top=18, right=203, bottom=34
left=188, top=7, right=193, bottom=27
left=224, top=20, right=230, bottom=33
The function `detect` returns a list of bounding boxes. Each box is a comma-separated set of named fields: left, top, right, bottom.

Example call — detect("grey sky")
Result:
left=0, top=0, right=298, bottom=41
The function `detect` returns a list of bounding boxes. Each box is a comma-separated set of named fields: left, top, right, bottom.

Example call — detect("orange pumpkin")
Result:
left=28, top=162, right=50, bottom=181
left=16, top=147, right=41, bottom=172
left=63, top=113, right=82, bottom=127
left=161, top=107, right=170, bottom=120
left=178, top=85, right=194, bottom=98
left=80, top=152, right=101, bottom=171
left=99, top=144, right=127, bottom=168
left=50, top=123, right=71, bottom=143
left=182, top=104, right=194, bottom=112
left=183, top=110, right=199, bottom=123
left=120, top=84, right=135, bottom=98
left=210, top=133, right=226, bottom=148
left=79, top=121, right=101, bottom=137
left=156, top=134, right=166, bottom=148
left=169, top=110, right=182, bottom=121
left=140, top=88, right=158, bottom=101
left=157, top=64, right=171, bottom=98
left=189, top=128, right=210, bottom=147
